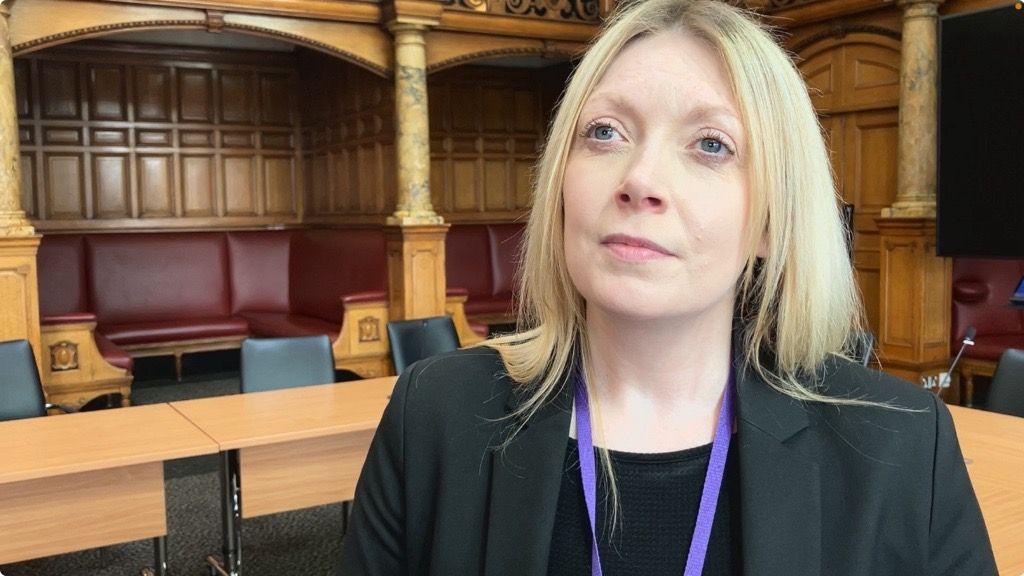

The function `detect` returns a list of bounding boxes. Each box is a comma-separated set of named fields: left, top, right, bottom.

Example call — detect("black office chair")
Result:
left=986, top=348, right=1024, bottom=418
left=0, top=339, right=120, bottom=422
left=0, top=339, right=49, bottom=421
left=239, top=335, right=335, bottom=394
left=387, top=316, right=460, bottom=375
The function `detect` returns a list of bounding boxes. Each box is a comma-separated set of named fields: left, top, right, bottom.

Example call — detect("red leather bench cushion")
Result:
left=952, top=257, right=1024, bottom=359
left=94, top=333, right=134, bottom=372
left=37, top=234, right=88, bottom=316
left=488, top=224, right=524, bottom=299
left=290, top=229, right=387, bottom=323
left=87, top=233, right=232, bottom=325
left=968, top=333, right=1024, bottom=362
left=239, top=311, right=340, bottom=342
left=101, top=317, right=249, bottom=346
left=228, top=231, right=292, bottom=314
left=447, top=225, right=492, bottom=301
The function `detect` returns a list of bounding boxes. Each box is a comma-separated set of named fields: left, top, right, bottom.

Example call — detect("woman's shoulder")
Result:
left=392, top=346, right=518, bottom=423
left=815, top=354, right=937, bottom=412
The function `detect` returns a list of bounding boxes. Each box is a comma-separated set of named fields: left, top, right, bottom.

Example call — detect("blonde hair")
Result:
left=483, top=0, right=874, bottom=533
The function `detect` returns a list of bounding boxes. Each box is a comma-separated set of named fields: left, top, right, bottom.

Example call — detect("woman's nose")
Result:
left=614, top=146, right=670, bottom=213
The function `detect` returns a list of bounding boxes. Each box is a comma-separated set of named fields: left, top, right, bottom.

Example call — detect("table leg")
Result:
left=207, top=449, right=242, bottom=576
left=154, top=536, right=167, bottom=576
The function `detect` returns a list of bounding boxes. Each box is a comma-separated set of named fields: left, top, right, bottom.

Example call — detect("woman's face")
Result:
left=563, top=30, right=751, bottom=323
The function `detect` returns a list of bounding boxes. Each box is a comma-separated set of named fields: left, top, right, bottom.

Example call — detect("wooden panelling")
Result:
left=138, top=155, right=174, bottom=217
left=92, top=154, right=130, bottom=218
left=220, top=72, right=253, bottom=124
left=88, top=65, right=126, bottom=121
left=298, top=49, right=395, bottom=220
left=178, top=69, right=213, bottom=122
left=134, top=66, right=172, bottom=122
left=16, top=42, right=302, bottom=231
left=426, top=64, right=568, bottom=221
left=39, top=62, right=79, bottom=119
left=181, top=155, right=215, bottom=217
left=224, top=155, right=256, bottom=216
left=800, top=31, right=900, bottom=338
left=14, top=61, right=31, bottom=119
left=44, top=154, right=84, bottom=219
left=264, top=156, right=295, bottom=215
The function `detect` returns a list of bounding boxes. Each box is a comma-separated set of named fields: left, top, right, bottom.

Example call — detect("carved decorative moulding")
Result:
left=49, top=341, right=79, bottom=371
left=441, top=0, right=599, bottom=22
left=359, top=316, right=382, bottom=342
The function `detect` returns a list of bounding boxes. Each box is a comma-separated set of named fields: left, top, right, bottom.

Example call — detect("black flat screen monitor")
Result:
left=938, top=6, right=1024, bottom=258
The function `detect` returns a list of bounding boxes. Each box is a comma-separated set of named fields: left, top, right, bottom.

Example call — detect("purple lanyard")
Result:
left=572, top=367, right=735, bottom=576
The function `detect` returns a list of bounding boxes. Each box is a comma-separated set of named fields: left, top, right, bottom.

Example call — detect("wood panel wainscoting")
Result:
left=15, top=41, right=303, bottom=232
left=792, top=23, right=902, bottom=344
left=428, top=63, right=569, bottom=224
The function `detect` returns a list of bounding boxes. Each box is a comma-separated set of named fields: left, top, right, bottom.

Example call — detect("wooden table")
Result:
left=169, top=376, right=396, bottom=576
left=0, top=404, right=219, bottom=575
left=949, top=405, right=1024, bottom=576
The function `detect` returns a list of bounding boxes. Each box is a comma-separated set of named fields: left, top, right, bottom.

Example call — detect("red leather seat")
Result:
left=94, top=333, right=134, bottom=372
left=446, top=223, right=523, bottom=320
left=101, top=317, right=250, bottom=346
left=952, top=257, right=1024, bottom=360
left=238, top=312, right=339, bottom=342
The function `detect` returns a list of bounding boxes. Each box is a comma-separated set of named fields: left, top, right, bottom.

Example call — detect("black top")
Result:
left=547, top=436, right=742, bottom=575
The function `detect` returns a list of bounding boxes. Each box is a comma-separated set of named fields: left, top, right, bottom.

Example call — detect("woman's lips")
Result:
left=600, top=234, right=675, bottom=261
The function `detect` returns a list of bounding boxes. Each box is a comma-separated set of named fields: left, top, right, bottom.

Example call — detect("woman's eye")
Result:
left=589, top=124, right=618, bottom=141
left=699, top=138, right=726, bottom=154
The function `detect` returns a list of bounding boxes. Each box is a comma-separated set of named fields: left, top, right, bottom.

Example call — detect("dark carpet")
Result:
left=2, top=352, right=348, bottom=576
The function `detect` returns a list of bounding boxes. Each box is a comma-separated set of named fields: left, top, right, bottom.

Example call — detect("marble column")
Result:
left=0, top=2, right=33, bottom=237
left=877, top=0, right=954, bottom=401
left=384, top=15, right=448, bottom=321
left=0, top=1, right=43, bottom=372
left=387, top=22, right=442, bottom=226
left=883, top=0, right=944, bottom=219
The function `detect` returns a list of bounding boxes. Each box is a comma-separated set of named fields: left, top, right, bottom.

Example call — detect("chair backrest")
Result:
left=987, top=348, right=1024, bottom=418
left=0, top=340, right=47, bottom=421
left=387, top=316, right=460, bottom=375
left=240, top=336, right=335, bottom=394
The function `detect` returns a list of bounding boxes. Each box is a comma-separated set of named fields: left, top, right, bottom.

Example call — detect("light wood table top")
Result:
left=948, top=405, right=1024, bottom=576
left=169, top=377, right=397, bottom=450
left=0, top=403, right=219, bottom=485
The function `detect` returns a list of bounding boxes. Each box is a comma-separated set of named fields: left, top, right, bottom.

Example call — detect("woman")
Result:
left=341, top=0, right=997, bottom=574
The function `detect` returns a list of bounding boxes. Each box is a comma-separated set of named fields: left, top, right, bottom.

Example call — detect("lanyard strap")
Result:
left=573, top=367, right=735, bottom=576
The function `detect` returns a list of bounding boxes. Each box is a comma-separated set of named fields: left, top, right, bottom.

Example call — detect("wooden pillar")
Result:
left=384, top=2, right=448, bottom=321
left=876, top=0, right=953, bottom=399
left=0, top=3, right=43, bottom=370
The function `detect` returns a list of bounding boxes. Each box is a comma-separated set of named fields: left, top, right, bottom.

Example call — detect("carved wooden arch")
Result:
left=9, top=0, right=394, bottom=77
left=792, top=26, right=901, bottom=60
left=792, top=29, right=902, bottom=112
left=425, top=30, right=581, bottom=73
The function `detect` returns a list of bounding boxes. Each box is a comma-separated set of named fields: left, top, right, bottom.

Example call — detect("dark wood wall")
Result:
left=298, top=49, right=396, bottom=224
left=428, top=64, right=569, bottom=223
left=16, top=42, right=302, bottom=231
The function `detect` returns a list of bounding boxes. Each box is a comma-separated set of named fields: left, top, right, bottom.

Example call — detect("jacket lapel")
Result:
left=735, top=360, right=822, bottom=576
left=483, top=369, right=573, bottom=576
left=481, top=344, right=824, bottom=576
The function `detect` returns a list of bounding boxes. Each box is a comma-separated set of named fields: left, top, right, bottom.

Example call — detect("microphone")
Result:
left=937, top=326, right=976, bottom=394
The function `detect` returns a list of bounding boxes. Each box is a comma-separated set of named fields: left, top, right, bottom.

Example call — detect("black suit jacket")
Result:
left=340, top=346, right=997, bottom=575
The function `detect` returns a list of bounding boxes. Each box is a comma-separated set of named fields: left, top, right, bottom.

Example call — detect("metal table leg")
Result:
left=206, top=449, right=242, bottom=576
